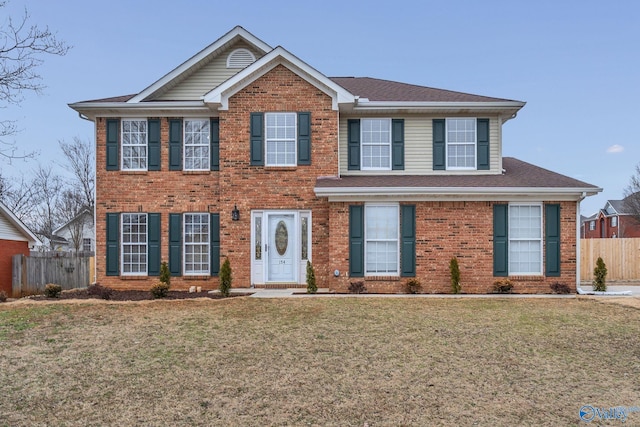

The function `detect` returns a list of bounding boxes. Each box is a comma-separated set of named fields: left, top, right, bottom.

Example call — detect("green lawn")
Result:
left=1, top=297, right=639, bottom=426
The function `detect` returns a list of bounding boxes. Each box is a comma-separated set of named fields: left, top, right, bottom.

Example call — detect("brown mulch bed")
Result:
left=27, top=288, right=246, bottom=302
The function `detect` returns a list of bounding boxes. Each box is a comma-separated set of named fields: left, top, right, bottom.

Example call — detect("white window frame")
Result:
left=184, top=119, right=210, bottom=171
left=364, top=203, right=399, bottom=276
left=183, top=213, right=210, bottom=275
left=361, top=118, right=392, bottom=171
left=265, top=112, right=297, bottom=167
left=508, top=203, right=543, bottom=276
left=82, top=238, right=92, bottom=252
left=121, top=119, right=147, bottom=171
left=121, top=213, right=147, bottom=276
left=611, top=216, right=618, bottom=227
left=589, top=221, right=595, bottom=231
left=446, top=118, right=477, bottom=170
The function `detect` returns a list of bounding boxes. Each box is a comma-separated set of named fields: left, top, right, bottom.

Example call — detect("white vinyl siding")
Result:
left=508, top=204, right=542, bottom=275
left=155, top=42, right=263, bottom=101
left=184, top=119, right=210, bottom=170
left=339, top=116, right=501, bottom=175
left=0, top=214, right=29, bottom=241
left=184, top=213, right=210, bottom=275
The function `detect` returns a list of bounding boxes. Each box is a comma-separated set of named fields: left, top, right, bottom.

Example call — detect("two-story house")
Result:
left=582, top=195, right=640, bottom=238
left=70, top=26, right=601, bottom=294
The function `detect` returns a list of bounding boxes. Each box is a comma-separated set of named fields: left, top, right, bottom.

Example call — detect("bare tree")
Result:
left=623, top=162, right=640, bottom=222
left=30, top=164, right=64, bottom=249
left=56, top=188, right=90, bottom=252
left=58, top=137, right=94, bottom=210
left=1, top=1, right=70, bottom=160
left=0, top=170, right=36, bottom=221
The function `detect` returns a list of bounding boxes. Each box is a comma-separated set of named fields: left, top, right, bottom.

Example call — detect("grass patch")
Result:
left=0, top=298, right=639, bottom=425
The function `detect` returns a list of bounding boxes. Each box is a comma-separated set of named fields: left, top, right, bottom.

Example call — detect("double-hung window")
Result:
left=361, top=118, right=391, bottom=170
left=589, top=221, right=595, bottom=231
left=121, top=213, right=147, bottom=275
left=446, top=118, right=476, bottom=169
left=265, top=112, right=296, bottom=166
left=184, top=213, right=210, bottom=275
left=508, top=204, right=542, bottom=275
left=184, top=119, right=210, bottom=170
left=611, top=216, right=618, bottom=227
left=122, top=119, right=147, bottom=170
left=365, top=204, right=399, bottom=275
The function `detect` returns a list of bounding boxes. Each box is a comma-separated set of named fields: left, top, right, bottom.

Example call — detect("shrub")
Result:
left=449, top=257, right=461, bottom=294
left=493, top=279, right=513, bottom=294
left=159, top=261, right=171, bottom=287
left=348, top=281, right=366, bottom=294
left=219, top=257, right=232, bottom=297
left=593, top=256, right=607, bottom=292
left=44, top=283, right=62, bottom=298
left=0, top=290, right=7, bottom=302
left=150, top=282, right=170, bottom=299
left=550, top=282, right=571, bottom=294
left=306, top=261, right=317, bottom=294
left=405, top=278, right=422, bottom=294
left=87, top=284, right=113, bottom=300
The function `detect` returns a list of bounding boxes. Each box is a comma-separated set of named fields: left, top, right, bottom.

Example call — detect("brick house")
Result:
left=0, top=201, right=41, bottom=295
left=69, top=26, right=601, bottom=294
left=582, top=196, right=640, bottom=238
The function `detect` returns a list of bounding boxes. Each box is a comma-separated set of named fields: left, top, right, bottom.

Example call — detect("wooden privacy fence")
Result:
left=580, top=238, right=640, bottom=282
left=12, top=253, right=94, bottom=298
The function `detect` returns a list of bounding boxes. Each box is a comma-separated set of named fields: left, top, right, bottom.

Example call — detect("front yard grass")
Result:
left=1, top=297, right=639, bottom=426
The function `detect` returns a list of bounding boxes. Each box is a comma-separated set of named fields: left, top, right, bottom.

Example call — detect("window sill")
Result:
left=120, top=171, right=148, bottom=175
left=119, top=275, right=148, bottom=280
left=183, top=275, right=212, bottom=280
left=509, top=275, right=544, bottom=281
left=182, top=171, right=213, bottom=175
left=363, top=275, right=400, bottom=281
left=264, top=166, right=297, bottom=171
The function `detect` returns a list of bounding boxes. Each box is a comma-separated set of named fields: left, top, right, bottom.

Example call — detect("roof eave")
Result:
left=68, top=101, right=213, bottom=121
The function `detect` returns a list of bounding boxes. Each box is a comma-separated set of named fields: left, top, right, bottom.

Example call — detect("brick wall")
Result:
left=0, top=239, right=29, bottom=295
left=327, top=201, right=578, bottom=294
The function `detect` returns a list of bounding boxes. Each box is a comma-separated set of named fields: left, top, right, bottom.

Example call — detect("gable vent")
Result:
left=227, top=48, right=256, bottom=69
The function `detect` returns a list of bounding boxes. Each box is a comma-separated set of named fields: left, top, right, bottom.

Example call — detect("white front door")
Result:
left=267, top=213, right=295, bottom=282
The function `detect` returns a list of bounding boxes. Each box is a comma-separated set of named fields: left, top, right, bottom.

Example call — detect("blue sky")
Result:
left=2, top=0, right=639, bottom=215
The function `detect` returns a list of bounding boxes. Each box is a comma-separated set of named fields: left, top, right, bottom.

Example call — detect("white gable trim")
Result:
left=203, top=46, right=355, bottom=111
left=129, top=26, right=272, bottom=103
left=0, top=201, right=41, bottom=246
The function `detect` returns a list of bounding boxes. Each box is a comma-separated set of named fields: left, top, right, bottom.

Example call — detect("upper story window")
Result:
left=82, top=238, right=92, bottom=252
left=184, top=119, right=210, bottom=171
left=361, top=119, right=391, bottom=170
left=611, top=216, right=618, bottom=227
left=446, top=118, right=476, bottom=170
left=265, top=112, right=296, bottom=166
left=122, top=119, right=147, bottom=170
left=589, top=221, right=595, bottom=231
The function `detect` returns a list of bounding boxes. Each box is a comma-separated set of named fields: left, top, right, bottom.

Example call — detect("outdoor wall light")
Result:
left=231, top=205, right=240, bottom=221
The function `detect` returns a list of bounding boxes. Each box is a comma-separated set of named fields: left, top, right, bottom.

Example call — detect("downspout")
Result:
left=576, top=192, right=586, bottom=292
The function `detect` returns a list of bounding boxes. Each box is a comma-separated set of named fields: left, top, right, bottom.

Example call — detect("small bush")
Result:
left=593, top=256, right=607, bottom=292
left=159, top=261, right=171, bottom=287
left=0, top=290, right=7, bottom=302
left=550, top=282, right=571, bottom=294
left=87, top=284, right=113, bottom=300
left=306, top=261, right=317, bottom=294
left=493, top=279, right=513, bottom=294
left=449, top=257, right=461, bottom=294
left=348, top=281, right=366, bottom=294
left=405, top=278, right=422, bottom=294
left=219, top=258, right=232, bottom=297
left=44, top=283, right=62, bottom=298
left=150, top=282, right=170, bottom=299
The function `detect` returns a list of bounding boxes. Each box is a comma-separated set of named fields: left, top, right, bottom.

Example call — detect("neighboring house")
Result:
left=582, top=196, right=640, bottom=238
left=69, top=26, right=601, bottom=294
left=51, top=209, right=95, bottom=253
left=0, top=201, right=41, bottom=295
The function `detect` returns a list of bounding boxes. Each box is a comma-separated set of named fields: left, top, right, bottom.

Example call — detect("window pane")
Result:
left=121, top=213, right=147, bottom=274
left=184, top=119, right=210, bottom=171
left=365, top=206, right=398, bottom=275
left=122, top=120, right=147, bottom=171
left=361, top=119, right=391, bottom=170
left=265, top=113, right=296, bottom=166
left=508, top=205, right=542, bottom=275
left=184, top=213, right=210, bottom=274
left=446, top=119, right=476, bottom=169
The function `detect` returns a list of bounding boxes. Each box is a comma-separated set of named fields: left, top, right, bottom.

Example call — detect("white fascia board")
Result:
left=69, top=101, right=212, bottom=120
left=0, top=201, right=42, bottom=246
left=203, top=46, right=355, bottom=111
left=314, top=186, right=603, bottom=202
left=129, top=26, right=272, bottom=103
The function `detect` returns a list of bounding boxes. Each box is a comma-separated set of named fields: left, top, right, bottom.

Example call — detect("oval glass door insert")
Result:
left=275, top=220, right=288, bottom=255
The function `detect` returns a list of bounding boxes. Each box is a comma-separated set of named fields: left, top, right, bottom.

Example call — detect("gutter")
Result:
left=314, top=186, right=603, bottom=198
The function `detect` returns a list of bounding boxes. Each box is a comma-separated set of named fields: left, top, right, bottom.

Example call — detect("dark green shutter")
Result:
left=392, top=119, right=405, bottom=170
left=147, top=119, right=161, bottom=171
left=477, top=118, right=490, bottom=170
left=401, top=205, right=416, bottom=277
left=169, top=120, right=182, bottom=171
left=545, top=204, right=561, bottom=277
left=250, top=113, right=264, bottom=166
left=106, top=213, right=119, bottom=276
left=147, top=213, right=161, bottom=276
left=169, top=213, right=182, bottom=276
left=347, top=119, right=360, bottom=170
left=211, top=118, right=220, bottom=171
left=349, top=205, right=364, bottom=277
left=210, top=213, right=220, bottom=276
left=106, top=119, right=119, bottom=171
left=433, top=119, right=446, bottom=170
left=493, top=204, right=509, bottom=277
left=297, top=112, right=311, bottom=165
